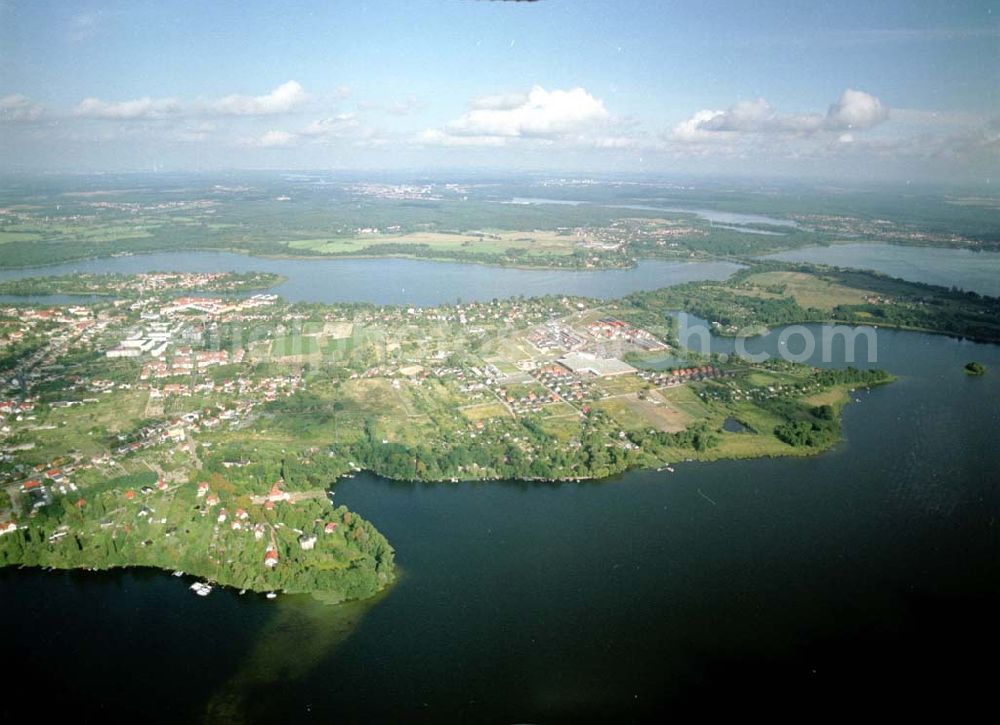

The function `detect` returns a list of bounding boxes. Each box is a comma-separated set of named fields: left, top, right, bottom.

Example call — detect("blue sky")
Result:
left=1, top=0, right=996, bottom=181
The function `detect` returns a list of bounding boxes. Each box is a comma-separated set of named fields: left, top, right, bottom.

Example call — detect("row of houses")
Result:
left=637, top=365, right=726, bottom=388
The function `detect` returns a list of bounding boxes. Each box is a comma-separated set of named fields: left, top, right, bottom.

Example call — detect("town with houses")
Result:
left=0, top=269, right=878, bottom=597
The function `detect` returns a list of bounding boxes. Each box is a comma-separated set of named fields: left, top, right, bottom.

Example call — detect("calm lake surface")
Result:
left=510, top=197, right=798, bottom=229
left=0, top=252, right=742, bottom=306
left=766, top=243, right=1000, bottom=297
left=1, top=254, right=997, bottom=721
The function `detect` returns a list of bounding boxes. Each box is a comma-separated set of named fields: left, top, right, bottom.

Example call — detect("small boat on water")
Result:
left=189, top=582, right=212, bottom=596
left=172, top=570, right=184, bottom=577
left=266, top=592, right=277, bottom=600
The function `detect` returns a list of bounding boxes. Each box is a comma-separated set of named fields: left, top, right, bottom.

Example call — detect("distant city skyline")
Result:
left=1, top=0, right=996, bottom=182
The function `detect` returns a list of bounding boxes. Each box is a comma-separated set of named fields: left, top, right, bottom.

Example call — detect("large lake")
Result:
left=0, top=252, right=742, bottom=306
left=1, top=252, right=997, bottom=721
left=766, top=243, right=1000, bottom=297
left=510, top=197, right=799, bottom=230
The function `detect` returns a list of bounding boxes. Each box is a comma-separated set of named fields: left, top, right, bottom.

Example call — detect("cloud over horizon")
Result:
left=73, top=96, right=183, bottom=120
left=71, top=81, right=310, bottom=121
left=425, top=86, right=612, bottom=145
left=673, top=89, right=889, bottom=141
left=0, top=94, right=44, bottom=122
left=212, top=80, right=308, bottom=116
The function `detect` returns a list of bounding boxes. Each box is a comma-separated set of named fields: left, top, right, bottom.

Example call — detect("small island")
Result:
left=964, top=361, right=987, bottom=376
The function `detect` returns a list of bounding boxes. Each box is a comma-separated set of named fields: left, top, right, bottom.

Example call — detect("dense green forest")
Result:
left=625, top=262, right=1000, bottom=342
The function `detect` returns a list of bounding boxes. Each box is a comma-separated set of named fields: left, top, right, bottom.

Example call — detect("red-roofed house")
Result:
left=267, top=480, right=290, bottom=503
left=264, top=546, right=279, bottom=568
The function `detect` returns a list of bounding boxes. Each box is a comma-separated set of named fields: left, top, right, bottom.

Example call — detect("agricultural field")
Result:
left=24, top=389, right=149, bottom=461
left=459, top=401, right=511, bottom=422
left=271, top=336, right=322, bottom=357
left=593, top=392, right=691, bottom=433
left=286, top=228, right=587, bottom=259
left=742, top=271, right=874, bottom=310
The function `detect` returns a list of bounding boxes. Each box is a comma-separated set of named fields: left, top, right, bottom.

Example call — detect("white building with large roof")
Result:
left=557, top=352, right=636, bottom=377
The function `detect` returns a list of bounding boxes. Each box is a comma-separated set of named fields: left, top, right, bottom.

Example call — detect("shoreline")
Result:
left=343, top=377, right=892, bottom=485
left=2, top=560, right=398, bottom=602
left=3, top=236, right=995, bottom=276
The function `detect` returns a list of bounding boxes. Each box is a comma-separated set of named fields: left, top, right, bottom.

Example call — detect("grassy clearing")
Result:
left=744, top=271, right=873, bottom=311
left=0, top=229, right=45, bottom=244
left=801, top=385, right=852, bottom=408
left=27, top=390, right=148, bottom=462
left=323, top=322, right=354, bottom=338
left=339, top=379, right=408, bottom=418
left=595, top=393, right=691, bottom=433
left=538, top=415, right=584, bottom=442
left=44, top=223, right=158, bottom=243
left=459, top=401, right=511, bottom=421
left=593, top=375, right=647, bottom=396
left=657, top=385, right=711, bottom=419
left=286, top=229, right=585, bottom=258
left=538, top=401, right=579, bottom=418
left=270, top=336, right=321, bottom=356
left=298, top=321, right=325, bottom=335
left=712, top=432, right=797, bottom=458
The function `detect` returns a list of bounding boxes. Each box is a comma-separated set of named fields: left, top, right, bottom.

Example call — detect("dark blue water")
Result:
left=0, top=256, right=997, bottom=721
left=297, top=326, right=1000, bottom=722
left=2, top=325, right=996, bottom=721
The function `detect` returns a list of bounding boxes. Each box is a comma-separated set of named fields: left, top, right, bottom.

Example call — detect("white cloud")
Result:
left=469, top=91, right=530, bottom=111
left=257, top=130, right=296, bottom=147
left=0, top=94, right=44, bottom=122
left=418, top=129, right=507, bottom=147
left=671, top=109, right=727, bottom=141
left=244, top=114, right=373, bottom=148
left=441, top=85, right=611, bottom=139
left=673, top=89, right=889, bottom=141
left=825, top=89, right=889, bottom=130
left=176, top=121, right=217, bottom=142
left=358, top=94, right=423, bottom=116
left=212, top=80, right=307, bottom=116
left=386, top=95, right=422, bottom=116
left=589, top=135, right=638, bottom=149
left=300, top=113, right=360, bottom=138
left=73, top=96, right=182, bottom=119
